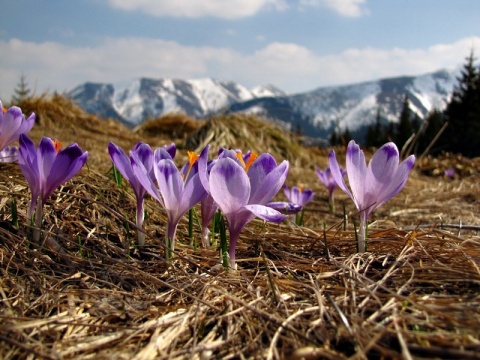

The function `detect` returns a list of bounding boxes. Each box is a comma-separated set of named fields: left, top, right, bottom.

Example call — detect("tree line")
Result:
left=331, top=51, right=480, bottom=158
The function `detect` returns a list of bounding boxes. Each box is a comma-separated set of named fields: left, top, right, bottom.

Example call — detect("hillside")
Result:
left=1, top=95, right=479, bottom=359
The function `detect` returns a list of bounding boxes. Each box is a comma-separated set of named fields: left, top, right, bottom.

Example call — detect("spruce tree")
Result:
left=11, top=74, right=32, bottom=104
left=443, top=50, right=480, bottom=157
left=396, top=94, right=414, bottom=149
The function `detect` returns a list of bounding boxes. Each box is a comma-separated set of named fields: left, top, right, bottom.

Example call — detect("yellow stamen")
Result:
left=2, top=107, right=7, bottom=113
left=298, top=185, right=304, bottom=192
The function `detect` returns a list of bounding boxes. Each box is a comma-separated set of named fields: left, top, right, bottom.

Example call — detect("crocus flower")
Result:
left=316, top=166, right=346, bottom=212
left=18, top=134, right=88, bottom=242
left=131, top=148, right=207, bottom=258
left=444, top=167, right=455, bottom=179
left=283, top=185, right=315, bottom=208
left=283, top=185, right=315, bottom=225
left=0, top=101, right=35, bottom=153
left=329, top=140, right=415, bottom=253
left=108, top=141, right=158, bottom=246
left=198, top=146, right=289, bottom=269
left=0, top=146, right=19, bottom=163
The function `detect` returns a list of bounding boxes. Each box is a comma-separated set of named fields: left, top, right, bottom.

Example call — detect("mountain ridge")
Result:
left=67, top=67, right=459, bottom=140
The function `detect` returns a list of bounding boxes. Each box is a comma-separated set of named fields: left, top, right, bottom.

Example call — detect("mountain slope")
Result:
left=68, top=78, right=286, bottom=127
left=67, top=68, right=459, bottom=139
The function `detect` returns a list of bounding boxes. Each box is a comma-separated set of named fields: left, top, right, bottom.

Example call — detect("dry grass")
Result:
left=0, top=95, right=479, bottom=359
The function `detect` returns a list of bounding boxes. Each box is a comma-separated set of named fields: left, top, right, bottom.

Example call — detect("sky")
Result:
left=1, top=0, right=480, bottom=100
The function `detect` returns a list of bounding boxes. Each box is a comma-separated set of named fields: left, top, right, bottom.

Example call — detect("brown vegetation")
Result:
left=0, top=96, right=479, bottom=359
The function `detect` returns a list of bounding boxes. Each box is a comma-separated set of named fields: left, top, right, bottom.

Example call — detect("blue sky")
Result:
left=1, top=0, right=479, bottom=100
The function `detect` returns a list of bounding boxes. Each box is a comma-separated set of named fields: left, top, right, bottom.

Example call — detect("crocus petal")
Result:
left=362, top=142, right=399, bottom=213
left=108, top=142, right=137, bottom=183
left=345, top=140, right=368, bottom=209
left=267, top=201, right=302, bottom=214
left=164, top=143, right=176, bottom=159
left=18, top=134, right=40, bottom=203
left=42, top=145, right=88, bottom=202
left=37, top=138, right=58, bottom=185
left=209, top=157, right=250, bottom=215
left=177, top=172, right=207, bottom=220
left=300, top=189, right=315, bottom=206
left=248, top=153, right=277, bottom=196
left=244, top=204, right=287, bottom=223
left=154, top=146, right=174, bottom=164
left=249, top=160, right=289, bottom=205
left=374, top=154, right=415, bottom=210
left=328, top=149, right=353, bottom=201
left=131, top=152, right=163, bottom=205
left=132, top=142, right=153, bottom=176
left=109, top=142, right=149, bottom=200
left=156, top=159, right=184, bottom=217
left=197, top=145, right=211, bottom=194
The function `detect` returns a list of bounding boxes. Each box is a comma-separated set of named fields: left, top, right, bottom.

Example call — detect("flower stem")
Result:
left=165, top=220, right=178, bottom=259
left=33, top=199, right=43, bottom=243
left=358, top=210, right=367, bottom=253
left=329, top=192, right=335, bottom=213
left=136, top=200, right=145, bottom=247
left=228, top=234, right=238, bottom=271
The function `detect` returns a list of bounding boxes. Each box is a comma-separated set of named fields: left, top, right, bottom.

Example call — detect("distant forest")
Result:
left=330, top=51, right=480, bottom=158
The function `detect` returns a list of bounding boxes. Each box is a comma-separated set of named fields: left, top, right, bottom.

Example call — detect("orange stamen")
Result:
left=244, top=152, right=258, bottom=171
left=52, top=139, right=62, bottom=153
left=185, top=151, right=199, bottom=180
left=235, top=152, right=258, bottom=171
left=2, top=107, right=7, bottom=113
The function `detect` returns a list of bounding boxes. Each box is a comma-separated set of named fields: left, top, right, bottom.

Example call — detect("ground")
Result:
left=0, top=96, right=479, bottom=359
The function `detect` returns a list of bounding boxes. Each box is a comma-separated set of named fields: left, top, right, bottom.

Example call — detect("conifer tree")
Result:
left=443, top=50, right=480, bottom=157
left=396, top=94, right=414, bottom=148
left=11, top=73, right=31, bottom=103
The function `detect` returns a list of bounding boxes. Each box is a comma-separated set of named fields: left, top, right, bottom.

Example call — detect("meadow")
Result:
left=0, top=95, right=479, bottom=359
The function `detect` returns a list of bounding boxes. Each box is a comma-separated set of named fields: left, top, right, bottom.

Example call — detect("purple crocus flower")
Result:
left=283, top=185, right=315, bottom=208
left=131, top=148, right=207, bottom=258
left=316, top=166, right=346, bottom=212
left=444, top=167, right=455, bottom=179
left=329, top=140, right=415, bottom=252
left=198, top=146, right=289, bottom=269
left=0, top=146, right=19, bottom=163
left=18, top=134, right=88, bottom=242
left=0, top=101, right=35, bottom=156
left=282, top=185, right=314, bottom=225
left=108, top=141, right=161, bottom=246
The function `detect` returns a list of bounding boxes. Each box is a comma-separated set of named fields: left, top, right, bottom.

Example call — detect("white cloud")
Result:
left=107, top=0, right=287, bottom=19
left=1, top=36, right=479, bottom=101
left=302, top=0, right=368, bottom=17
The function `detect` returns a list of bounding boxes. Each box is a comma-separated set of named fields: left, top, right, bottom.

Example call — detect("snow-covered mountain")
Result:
left=68, top=68, right=459, bottom=139
left=227, top=68, right=458, bottom=139
left=68, top=78, right=286, bottom=127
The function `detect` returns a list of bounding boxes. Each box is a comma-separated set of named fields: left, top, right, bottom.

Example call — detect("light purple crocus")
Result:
left=283, top=185, right=315, bottom=208
left=198, top=146, right=289, bottom=269
left=131, top=148, right=207, bottom=258
left=444, top=167, right=455, bottom=179
left=282, top=185, right=314, bottom=225
left=18, top=134, right=88, bottom=242
left=0, top=146, right=19, bottom=163
left=0, top=101, right=35, bottom=161
left=316, top=166, right=346, bottom=212
left=109, top=142, right=156, bottom=246
left=329, top=140, right=415, bottom=253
